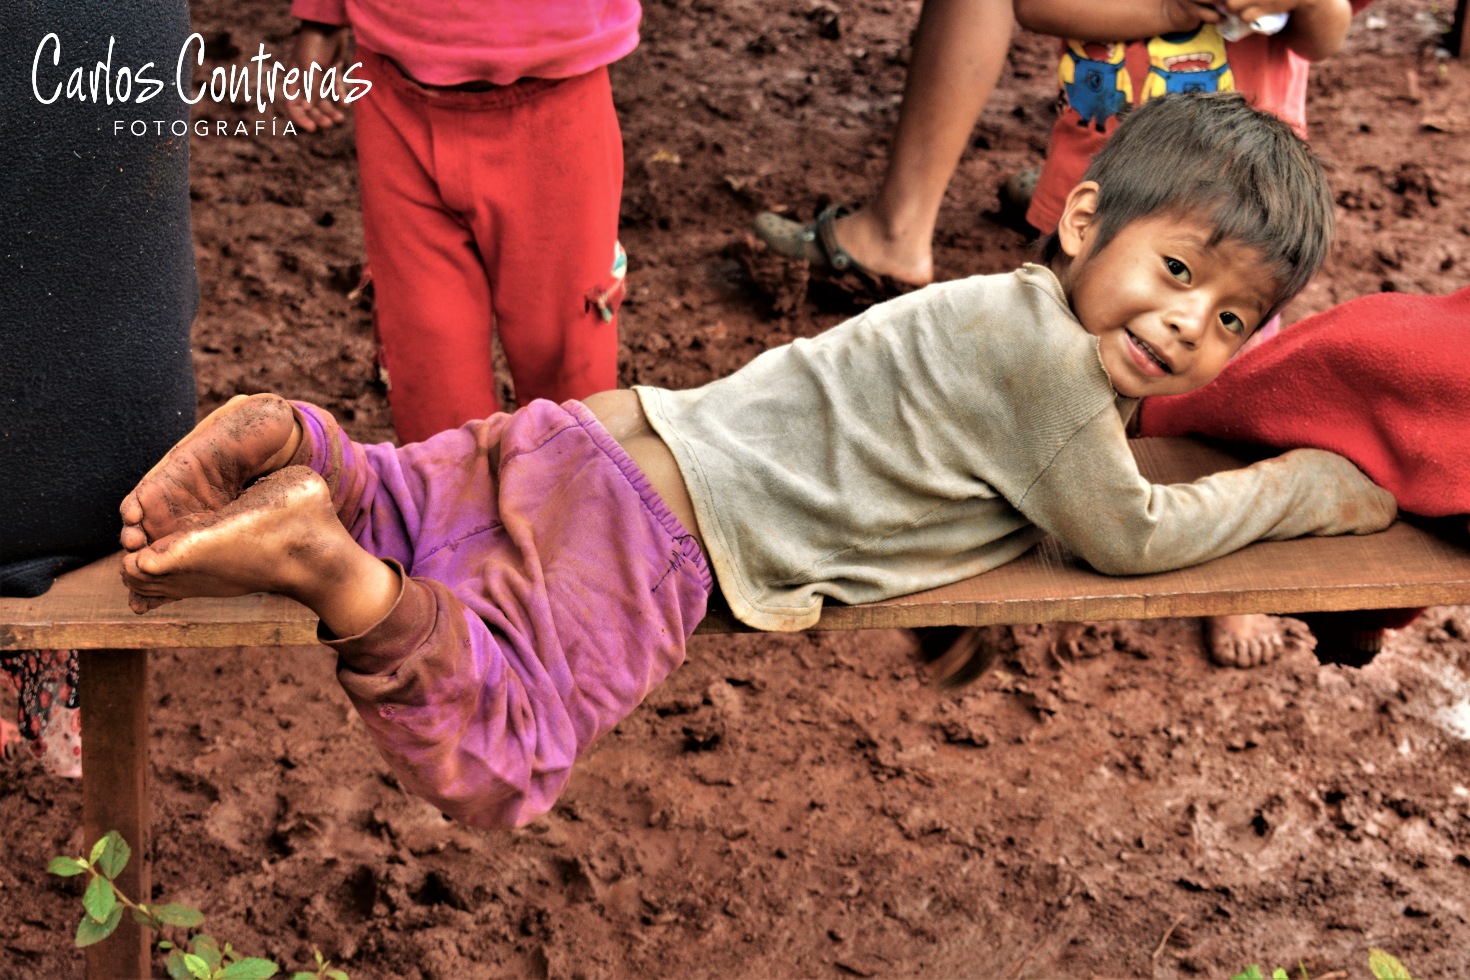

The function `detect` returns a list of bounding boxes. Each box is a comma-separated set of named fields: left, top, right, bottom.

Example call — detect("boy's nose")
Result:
left=1167, top=300, right=1211, bottom=348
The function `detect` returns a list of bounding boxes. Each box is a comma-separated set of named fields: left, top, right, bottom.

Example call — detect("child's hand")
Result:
left=1217, top=0, right=1352, bottom=59
left=284, top=21, right=350, bottom=133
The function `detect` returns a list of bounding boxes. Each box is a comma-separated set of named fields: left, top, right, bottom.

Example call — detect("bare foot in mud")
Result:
left=119, top=393, right=301, bottom=553
left=1204, top=614, right=1315, bottom=669
left=122, top=466, right=398, bottom=638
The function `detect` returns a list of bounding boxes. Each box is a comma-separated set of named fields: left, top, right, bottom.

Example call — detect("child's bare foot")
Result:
left=1204, top=614, right=1315, bottom=669
left=119, top=394, right=301, bottom=552
left=121, top=466, right=398, bottom=638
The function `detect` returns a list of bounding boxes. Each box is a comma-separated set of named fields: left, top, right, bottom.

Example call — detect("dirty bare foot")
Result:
left=1204, top=614, right=1315, bottom=669
left=120, top=393, right=301, bottom=552
left=123, top=466, right=339, bottom=606
left=122, top=466, right=398, bottom=638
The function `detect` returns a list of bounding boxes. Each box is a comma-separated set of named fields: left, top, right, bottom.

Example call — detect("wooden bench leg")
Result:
left=80, top=649, right=151, bottom=980
left=1458, top=0, right=1470, bottom=58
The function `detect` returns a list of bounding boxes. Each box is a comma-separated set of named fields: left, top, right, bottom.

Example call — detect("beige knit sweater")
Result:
left=637, top=265, right=1396, bottom=631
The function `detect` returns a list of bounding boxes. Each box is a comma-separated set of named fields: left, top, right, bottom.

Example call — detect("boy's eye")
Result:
left=1220, top=311, right=1246, bottom=335
left=1164, top=257, right=1190, bottom=283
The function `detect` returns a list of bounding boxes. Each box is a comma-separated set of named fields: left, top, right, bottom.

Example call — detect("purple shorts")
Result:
left=297, top=398, right=713, bottom=826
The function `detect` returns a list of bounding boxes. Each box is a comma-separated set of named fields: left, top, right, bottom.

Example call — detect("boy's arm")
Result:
left=1014, top=414, right=1398, bottom=576
left=1013, top=0, right=1218, bottom=42
left=1226, top=0, right=1353, bottom=61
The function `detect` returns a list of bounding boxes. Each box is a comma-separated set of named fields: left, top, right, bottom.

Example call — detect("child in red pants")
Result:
left=286, top=2, right=636, bottom=443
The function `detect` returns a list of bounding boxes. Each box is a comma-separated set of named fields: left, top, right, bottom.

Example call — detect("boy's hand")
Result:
left=284, top=21, right=350, bottom=133
left=1217, top=0, right=1352, bottom=60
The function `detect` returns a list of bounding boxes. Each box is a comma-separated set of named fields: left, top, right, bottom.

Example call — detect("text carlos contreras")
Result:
left=31, top=32, right=371, bottom=131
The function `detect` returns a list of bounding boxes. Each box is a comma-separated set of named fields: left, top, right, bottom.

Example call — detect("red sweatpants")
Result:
left=354, top=49, right=624, bottom=444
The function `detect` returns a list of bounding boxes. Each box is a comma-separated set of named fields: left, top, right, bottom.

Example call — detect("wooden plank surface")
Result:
left=697, top=439, right=1470, bottom=632
left=4, top=439, right=1469, bottom=646
left=0, top=560, right=319, bottom=651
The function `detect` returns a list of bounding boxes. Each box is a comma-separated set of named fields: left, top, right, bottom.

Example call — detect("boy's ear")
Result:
left=1056, top=181, right=1101, bottom=259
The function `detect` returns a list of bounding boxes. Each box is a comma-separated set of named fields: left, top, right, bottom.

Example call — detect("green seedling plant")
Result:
left=48, top=829, right=349, bottom=980
left=1233, top=947, right=1416, bottom=980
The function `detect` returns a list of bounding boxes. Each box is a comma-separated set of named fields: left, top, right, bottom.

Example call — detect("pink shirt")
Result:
left=291, top=0, right=641, bottom=86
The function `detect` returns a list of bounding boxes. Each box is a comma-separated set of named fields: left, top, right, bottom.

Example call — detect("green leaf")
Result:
left=183, top=952, right=213, bottom=979
left=75, top=903, right=123, bottom=947
left=83, top=875, right=117, bottom=923
left=192, top=934, right=224, bottom=971
left=132, top=907, right=161, bottom=929
left=1233, top=968, right=1266, bottom=980
left=95, top=831, right=132, bottom=881
left=153, top=902, right=206, bottom=928
left=289, top=973, right=316, bottom=980
left=218, top=958, right=280, bottom=978
left=47, top=856, right=89, bottom=877
left=1272, top=970, right=1289, bottom=980
left=89, top=834, right=111, bottom=865
left=1368, top=948, right=1413, bottom=980
left=167, top=949, right=193, bottom=980
left=325, top=970, right=350, bottom=980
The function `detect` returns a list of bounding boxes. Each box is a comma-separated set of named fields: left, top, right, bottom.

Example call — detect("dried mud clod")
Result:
left=729, top=233, right=810, bottom=316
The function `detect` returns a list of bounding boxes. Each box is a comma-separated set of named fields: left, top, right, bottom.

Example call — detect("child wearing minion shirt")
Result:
left=1017, top=0, right=1372, bottom=244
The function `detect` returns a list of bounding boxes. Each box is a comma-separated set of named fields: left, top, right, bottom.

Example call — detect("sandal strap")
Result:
left=813, top=205, right=860, bottom=273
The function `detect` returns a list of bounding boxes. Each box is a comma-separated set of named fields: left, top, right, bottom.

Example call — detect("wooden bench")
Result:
left=7, top=437, right=1470, bottom=979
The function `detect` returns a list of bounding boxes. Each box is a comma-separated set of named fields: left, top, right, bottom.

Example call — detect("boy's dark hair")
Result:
left=1040, top=92, right=1334, bottom=324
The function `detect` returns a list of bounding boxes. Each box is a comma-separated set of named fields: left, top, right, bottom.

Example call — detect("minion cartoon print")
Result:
left=1059, top=40, right=1132, bottom=132
left=1141, top=24, right=1235, bottom=101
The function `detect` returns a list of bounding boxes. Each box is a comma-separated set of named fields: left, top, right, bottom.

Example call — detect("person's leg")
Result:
left=457, top=70, right=622, bottom=406
left=837, top=0, right=1014, bottom=284
left=354, top=51, right=500, bottom=444
left=1, top=649, right=82, bottom=776
left=760, top=0, right=1014, bottom=286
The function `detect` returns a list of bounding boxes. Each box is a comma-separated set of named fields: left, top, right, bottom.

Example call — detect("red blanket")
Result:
left=1138, top=286, right=1470, bottom=518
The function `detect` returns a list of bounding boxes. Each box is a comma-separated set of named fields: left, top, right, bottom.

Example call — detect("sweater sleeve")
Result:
left=1014, top=408, right=1400, bottom=575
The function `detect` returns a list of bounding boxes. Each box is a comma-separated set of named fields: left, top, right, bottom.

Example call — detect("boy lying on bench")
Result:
left=117, top=93, right=1396, bottom=829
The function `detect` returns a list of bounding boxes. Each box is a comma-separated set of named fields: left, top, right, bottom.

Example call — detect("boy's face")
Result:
left=1056, top=183, right=1277, bottom=399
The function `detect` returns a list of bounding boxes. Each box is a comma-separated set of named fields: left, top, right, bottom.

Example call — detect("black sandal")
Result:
left=752, top=204, right=913, bottom=303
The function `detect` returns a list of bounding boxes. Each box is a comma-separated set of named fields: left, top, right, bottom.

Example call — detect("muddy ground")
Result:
left=4, top=0, right=1470, bottom=977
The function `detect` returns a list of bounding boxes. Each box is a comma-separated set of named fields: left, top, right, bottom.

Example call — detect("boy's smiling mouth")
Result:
left=1126, top=330, right=1174, bottom=375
